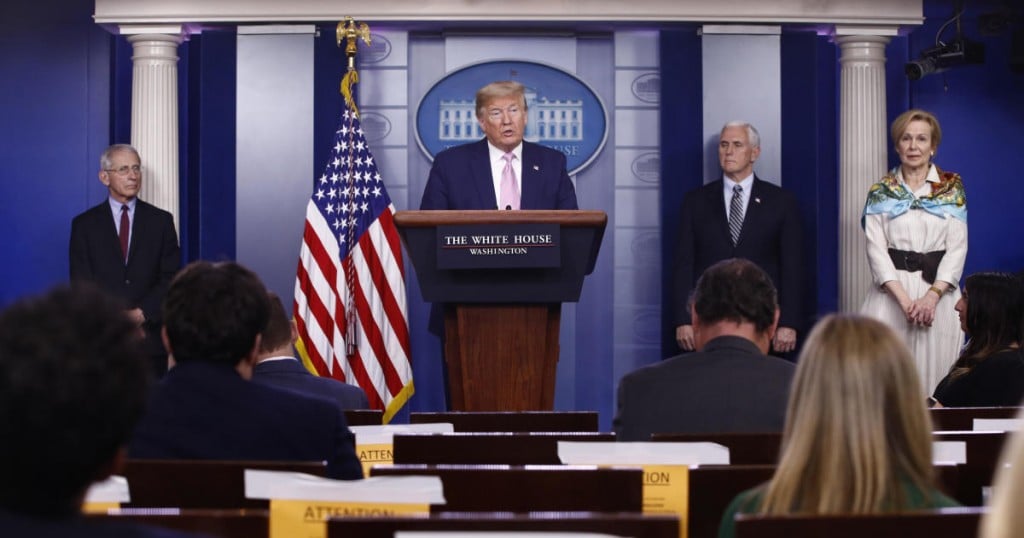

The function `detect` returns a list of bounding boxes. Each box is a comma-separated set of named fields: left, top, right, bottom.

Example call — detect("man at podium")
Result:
left=420, top=80, right=578, bottom=210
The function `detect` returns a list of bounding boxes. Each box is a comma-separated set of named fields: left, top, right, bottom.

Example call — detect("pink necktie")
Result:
left=500, top=152, right=520, bottom=210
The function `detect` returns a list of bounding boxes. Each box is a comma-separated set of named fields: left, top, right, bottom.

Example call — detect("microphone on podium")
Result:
left=505, top=205, right=512, bottom=210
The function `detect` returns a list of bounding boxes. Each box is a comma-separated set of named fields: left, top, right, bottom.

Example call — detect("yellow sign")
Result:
left=270, top=499, right=428, bottom=538
left=81, top=502, right=119, bottom=514
left=357, top=443, right=394, bottom=476
left=641, top=464, right=689, bottom=538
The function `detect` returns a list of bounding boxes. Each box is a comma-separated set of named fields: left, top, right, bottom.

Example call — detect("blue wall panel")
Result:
left=658, top=28, right=704, bottom=358
left=0, top=1, right=111, bottom=306
left=903, top=2, right=1024, bottom=275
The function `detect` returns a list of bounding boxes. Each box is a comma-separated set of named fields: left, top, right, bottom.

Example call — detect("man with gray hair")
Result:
left=671, top=121, right=803, bottom=355
left=69, top=144, right=180, bottom=377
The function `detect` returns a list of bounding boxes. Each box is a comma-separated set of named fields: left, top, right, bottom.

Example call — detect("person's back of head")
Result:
left=0, top=285, right=150, bottom=518
left=258, top=292, right=294, bottom=357
left=955, top=272, right=1024, bottom=375
left=761, top=314, right=934, bottom=514
left=690, top=258, right=778, bottom=348
left=162, top=261, right=270, bottom=366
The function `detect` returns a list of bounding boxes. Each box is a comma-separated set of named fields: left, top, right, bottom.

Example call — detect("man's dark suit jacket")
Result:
left=69, top=199, right=180, bottom=358
left=0, top=508, right=199, bottom=538
left=253, top=358, right=370, bottom=411
left=672, top=178, right=803, bottom=329
left=420, top=138, right=578, bottom=210
left=613, top=336, right=795, bottom=441
left=129, top=361, right=363, bottom=480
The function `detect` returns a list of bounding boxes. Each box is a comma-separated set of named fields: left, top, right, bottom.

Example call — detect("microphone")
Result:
left=505, top=205, right=512, bottom=210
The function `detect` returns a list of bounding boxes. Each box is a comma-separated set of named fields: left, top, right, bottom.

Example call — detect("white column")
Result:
left=835, top=29, right=895, bottom=312
left=125, top=29, right=185, bottom=230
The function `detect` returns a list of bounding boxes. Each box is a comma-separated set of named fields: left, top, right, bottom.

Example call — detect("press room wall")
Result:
left=2, top=0, right=1022, bottom=425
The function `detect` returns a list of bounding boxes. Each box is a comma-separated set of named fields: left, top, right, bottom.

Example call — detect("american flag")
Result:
left=293, top=104, right=413, bottom=422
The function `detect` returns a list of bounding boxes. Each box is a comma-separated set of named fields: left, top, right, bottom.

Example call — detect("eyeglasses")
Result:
left=105, top=165, right=143, bottom=176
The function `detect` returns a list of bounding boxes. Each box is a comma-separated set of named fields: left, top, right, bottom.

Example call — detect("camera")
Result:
left=905, top=39, right=985, bottom=80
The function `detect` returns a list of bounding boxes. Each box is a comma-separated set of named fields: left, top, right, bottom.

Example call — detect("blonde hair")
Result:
left=760, top=314, right=936, bottom=514
left=980, top=408, right=1024, bottom=538
left=891, top=109, right=942, bottom=149
left=475, top=80, right=528, bottom=119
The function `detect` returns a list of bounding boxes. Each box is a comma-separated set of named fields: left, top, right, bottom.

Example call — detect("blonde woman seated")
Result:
left=718, top=314, right=958, bottom=538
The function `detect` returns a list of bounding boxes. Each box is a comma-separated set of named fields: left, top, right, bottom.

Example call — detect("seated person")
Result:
left=0, top=285, right=195, bottom=537
left=253, top=292, right=369, bottom=410
left=129, top=261, right=363, bottom=480
left=932, top=272, right=1024, bottom=407
left=719, top=314, right=958, bottom=538
left=613, top=258, right=795, bottom=440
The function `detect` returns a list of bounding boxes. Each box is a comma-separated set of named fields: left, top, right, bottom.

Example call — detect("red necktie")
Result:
left=119, top=204, right=130, bottom=262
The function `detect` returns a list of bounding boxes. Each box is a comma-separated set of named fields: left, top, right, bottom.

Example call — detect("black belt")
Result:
left=888, top=248, right=945, bottom=284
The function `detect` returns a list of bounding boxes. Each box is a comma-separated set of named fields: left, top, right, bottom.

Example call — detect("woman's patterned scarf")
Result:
left=861, top=166, right=967, bottom=228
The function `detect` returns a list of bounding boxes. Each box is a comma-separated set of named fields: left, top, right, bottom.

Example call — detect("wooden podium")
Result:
left=395, top=210, right=606, bottom=411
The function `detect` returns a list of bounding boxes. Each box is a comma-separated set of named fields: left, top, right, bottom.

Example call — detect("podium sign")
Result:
left=396, top=210, right=606, bottom=411
left=437, top=223, right=560, bottom=269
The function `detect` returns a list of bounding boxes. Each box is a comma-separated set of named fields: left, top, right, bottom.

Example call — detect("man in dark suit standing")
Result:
left=128, top=261, right=363, bottom=480
left=253, top=292, right=370, bottom=411
left=420, top=80, right=578, bottom=210
left=614, top=259, right=795, bottom=441
left=673, top=122, right=803, bottom=353
left=69, top=144, right=180, bottom=376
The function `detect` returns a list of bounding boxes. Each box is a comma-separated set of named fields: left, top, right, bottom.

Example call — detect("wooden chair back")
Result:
left=409, top=411, right=599, bottom=432
left=685, top=464, right=962, bottom=538
left=392, top=431, right=614, bottom=464
left=734, top=507, right=985, bottom=538
left=930, top=406, right=1021, bottom=431
left=88, top=508, right=268, bottom=538
left=934, top=430, right=1010, bottom=505
left=122, top=459, right=327, bottom=508
left=687, top=465, right=776, bottom=538
left=344, top=409, right=383, bottom=426
left=651, top=432, right=782, bottom=464
left=370, top=464, right=643, bottom=512
left=326, top=512, right=680, bottom=538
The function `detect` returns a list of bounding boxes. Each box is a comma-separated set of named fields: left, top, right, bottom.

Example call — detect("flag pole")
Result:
left=336, top=17, right=370, bottom=116
left=336, top=17, right=371, bottom=358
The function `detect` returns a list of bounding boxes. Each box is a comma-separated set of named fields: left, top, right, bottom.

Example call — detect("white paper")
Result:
left=350, top=423, right=455, bottom=445
left=932, top=441, right=967, bottom=464
left=244, top=470, right=445, bottom=503
left=557, top=441, right=729, bottom=467
left=973, top=418, right=1022, bottom=432
left=84, top=475, right=131, bottom=503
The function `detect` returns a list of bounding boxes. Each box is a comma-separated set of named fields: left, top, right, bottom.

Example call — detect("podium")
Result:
left=395, top=210, right=606, bottom=411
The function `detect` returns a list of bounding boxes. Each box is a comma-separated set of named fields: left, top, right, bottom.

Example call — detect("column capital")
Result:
left=833, top=25, right=901, bottom=38
left=119, top=24, right=189, bottom=44
left=835, top=34, right=891, bottom=65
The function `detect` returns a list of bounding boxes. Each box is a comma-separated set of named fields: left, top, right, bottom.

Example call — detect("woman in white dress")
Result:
left=860, top=109, right=967, bottom=394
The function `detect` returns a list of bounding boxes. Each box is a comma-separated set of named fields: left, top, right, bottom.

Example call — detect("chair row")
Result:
left=115, top=459, right=979, bottom=538
left=346, top=407, right=1018, bottom=431
left=89, top=508, right=986, bottom=538
left=388, top=429, right=1007, bottom=504
left=345, top=409, right=600, bottom=430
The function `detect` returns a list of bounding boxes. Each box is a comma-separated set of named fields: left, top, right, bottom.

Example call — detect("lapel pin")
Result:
left=754, top=197, right=761, bottom=204
left=533, top=165, right=540, bottom=171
